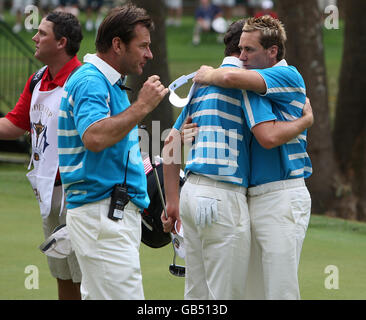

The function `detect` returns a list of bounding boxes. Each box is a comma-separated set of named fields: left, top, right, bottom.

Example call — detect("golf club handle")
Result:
left=172, top=245, right=177, bottom=264
left=151, top=165, right=185, bottom=277
left=152, top=166, right=168, bottom=220
left=151, top=163, right=174, bottom=250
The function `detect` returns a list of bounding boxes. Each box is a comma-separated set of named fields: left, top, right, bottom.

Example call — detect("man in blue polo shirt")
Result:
left=193, top=15, right=313, bottom=299
left=58, top=5, right=168, bottom=300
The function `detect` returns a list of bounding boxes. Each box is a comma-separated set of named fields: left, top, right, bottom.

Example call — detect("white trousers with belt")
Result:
left=66, top=198, right=144, bottom=300
left=244, top=178, right=311, bottom=300
left=180, top=174, right=251, bottom=300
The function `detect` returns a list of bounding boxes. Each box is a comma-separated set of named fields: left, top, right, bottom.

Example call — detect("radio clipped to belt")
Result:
left=108, top=151, right=131, bottom=221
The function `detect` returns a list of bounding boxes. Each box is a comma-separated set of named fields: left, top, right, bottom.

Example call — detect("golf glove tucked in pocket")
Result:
left=195, top=197, right=218, bottom=228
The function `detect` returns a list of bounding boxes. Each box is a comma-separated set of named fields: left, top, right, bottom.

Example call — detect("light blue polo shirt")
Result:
left=174, top=56, right=252, bottom=187
left=243, top=59, right=313, bottom=186
left=58, top=54, right=149, bottom=210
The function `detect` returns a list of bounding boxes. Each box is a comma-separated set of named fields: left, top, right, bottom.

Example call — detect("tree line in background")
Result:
left=129, top=0, right=365, bottom=221
left=276, top=0, right=365, bottom=221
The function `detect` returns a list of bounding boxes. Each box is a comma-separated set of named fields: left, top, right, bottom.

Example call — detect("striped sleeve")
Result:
left=254, top=66, right=306, bottom=109
left=70, top=77, right=111, bottom=138
left=242, top=90, right=276, bottom=129
left=58, top=82, right=86, bottom=186
left=173, top=105, right=190, bottom=131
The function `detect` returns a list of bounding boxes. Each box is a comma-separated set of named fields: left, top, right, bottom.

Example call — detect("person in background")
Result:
left=0, top=0, right=4, bottom=21
left=193, top=0, right=222, bottom=45
left=246, top=0, right=262, bottom=17
left=39, top=0, right=60, bottom=15
left=56, top=0, right=79, bottom=17
left=12, top=0, right=34, bottom=33
left=254, top=0, right=278, bottom=19
left=0, top=11, right=83, bottom=300
left=212, top=0, right=235, bottom=24
left=165, top=0, right=183, bottom=27
left=85, top=0, right=104, bottom=32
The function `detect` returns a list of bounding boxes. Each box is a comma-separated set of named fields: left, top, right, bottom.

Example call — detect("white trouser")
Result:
left=244, top=178, right=311, bottom=300
left=180, top=174, right=251, bottom=300
left=66, top=198, right=144, bottom=300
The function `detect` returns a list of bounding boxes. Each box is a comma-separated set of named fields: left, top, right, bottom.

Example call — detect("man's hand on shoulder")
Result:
left=193, top=65, right=215, bottom=85
left=302, top=97, right=314, bottom=129
left=181, top=116, right=198, bottom=145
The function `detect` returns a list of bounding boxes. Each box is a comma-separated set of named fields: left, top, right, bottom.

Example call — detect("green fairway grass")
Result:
left=0, top=162, right=186, bottom=300
left=1, top=163, right=365, bottom=300
left=299, top=215, right=366, bottom=300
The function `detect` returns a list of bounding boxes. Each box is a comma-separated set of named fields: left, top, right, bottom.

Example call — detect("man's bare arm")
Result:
left=193, top=65, right=266, bottom=94
left=162, top=129, right=182, bottom=233
left=252, top=98, right=314, bottom=149
left=179, top=98, right=314, bottom=150
left=0, top=117, right=26, bottom=140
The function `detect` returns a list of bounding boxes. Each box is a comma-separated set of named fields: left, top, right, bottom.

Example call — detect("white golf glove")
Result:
left=195, top=197, right=218, bottom=228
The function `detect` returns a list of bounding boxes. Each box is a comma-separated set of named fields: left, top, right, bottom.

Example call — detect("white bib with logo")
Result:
left=26, top=80, right=64, bottom=219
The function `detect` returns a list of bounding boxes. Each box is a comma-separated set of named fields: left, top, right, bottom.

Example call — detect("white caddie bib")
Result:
left=26, top=80, right=64, bottom=219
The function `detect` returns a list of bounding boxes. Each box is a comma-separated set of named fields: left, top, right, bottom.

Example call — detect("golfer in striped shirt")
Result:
left=164, top=20, right=252, bottom=300
left=193, top=15, right=313, bottom=299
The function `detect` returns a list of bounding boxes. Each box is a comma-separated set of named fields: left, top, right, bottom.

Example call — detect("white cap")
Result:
left=168, top=71, right=197, bottom=108
left=262, top=0, right=273, bottom=9
left=212, top=17, right=228, bottom=34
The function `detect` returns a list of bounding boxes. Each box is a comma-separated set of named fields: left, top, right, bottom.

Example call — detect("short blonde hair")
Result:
left=243, top=15, right=287, bottom=61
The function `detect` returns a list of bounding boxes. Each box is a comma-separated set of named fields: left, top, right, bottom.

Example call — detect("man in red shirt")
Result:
left=0, top=11, right=83, bottom=300
left=254, top=0, right=278, bottom=19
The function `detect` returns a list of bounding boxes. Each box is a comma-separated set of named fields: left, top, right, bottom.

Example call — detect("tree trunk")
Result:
left=333, top=0, right=366, bottom=221
left=276, top=0, right=338, bottom=214
left=129, top=0, right=172, bottom=159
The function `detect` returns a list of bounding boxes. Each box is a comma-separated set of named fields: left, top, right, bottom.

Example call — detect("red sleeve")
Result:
left=5, top=74, right=34, bottom=132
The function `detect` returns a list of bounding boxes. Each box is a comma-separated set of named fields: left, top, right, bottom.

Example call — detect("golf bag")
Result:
left=141, top=159, right=185, bottom=248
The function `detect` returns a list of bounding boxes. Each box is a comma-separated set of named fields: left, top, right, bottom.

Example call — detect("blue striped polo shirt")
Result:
left=243, top=59, right=313, bottom=186
left=58, top=54, right=149, bottom=210
left=173, top=56, right=252, bottom=187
